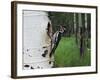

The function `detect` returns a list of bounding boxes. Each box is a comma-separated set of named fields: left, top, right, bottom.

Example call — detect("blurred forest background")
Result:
left=48, top=12, right=91, bottom=67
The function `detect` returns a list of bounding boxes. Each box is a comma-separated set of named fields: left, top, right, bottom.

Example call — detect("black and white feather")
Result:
left=49, top=26, right=66, bottom=57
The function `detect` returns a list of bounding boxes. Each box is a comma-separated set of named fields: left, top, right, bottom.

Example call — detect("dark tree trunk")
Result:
left=78, top=13, right=84, bottom=57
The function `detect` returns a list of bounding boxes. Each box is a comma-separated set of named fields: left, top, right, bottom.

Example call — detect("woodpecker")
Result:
left=49, top=26, right=66, bottom=57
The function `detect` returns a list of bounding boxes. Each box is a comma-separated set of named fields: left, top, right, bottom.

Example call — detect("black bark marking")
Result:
left=47, top=22, right=52, bottom=39
left=42, top=46, right=47, bottom=48
left=24, top=65, right=29, bottom=67
left=49, top=61, right=51, bottom=64
left=52, top=66, right=54, bottom=68
left=31, top=66, right=34, bottom=69
left=27, top=49, right=29, bottom=52
left=42, top=50, right=48, bottom=57
left=37, top=66, right=40, bottom=68
left=29, top=55, right=32, bottom=57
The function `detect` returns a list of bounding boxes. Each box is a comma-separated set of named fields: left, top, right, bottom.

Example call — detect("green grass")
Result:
left=54, top=37, right=91, bottom=67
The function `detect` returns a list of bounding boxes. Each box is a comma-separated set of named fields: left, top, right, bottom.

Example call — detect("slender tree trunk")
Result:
left=74, top=13, right=78, bottom=44
left=85, top=14, right=88, bottom=49
left=78, top=13, right=84, bottom=57
left=74, top=13, right=76, bottom=33
left=78, top=13, right=82, bottom=32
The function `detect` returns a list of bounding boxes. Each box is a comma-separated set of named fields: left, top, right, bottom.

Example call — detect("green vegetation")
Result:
left=48, top=12, right=91, bottom=67
left=54, top=37, right=91, bottom=67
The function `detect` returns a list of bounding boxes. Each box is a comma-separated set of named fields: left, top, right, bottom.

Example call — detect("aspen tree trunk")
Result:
left=85, top=14, right=87, bottom=29
left=74, top=13, right=76, bottom=33
left=78, top=13, right=84, bottom=57
left=74, top=13, right=77, bottom=44
left=85, top=14, right=88, bottom=49
left=78, top=13, right=82, bottom=32
left=23, top=11, right=54, bottom=69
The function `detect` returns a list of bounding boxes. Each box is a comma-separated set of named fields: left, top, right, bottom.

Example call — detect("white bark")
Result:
left=78, top=13, right=82, bottom=36
left=78, top=13, right=82, bottom=28
left=85, top=14, right=87, bottom=29
left=74, top=13, right=76, bottom=32
left=23, top=11, right=54, bottom=69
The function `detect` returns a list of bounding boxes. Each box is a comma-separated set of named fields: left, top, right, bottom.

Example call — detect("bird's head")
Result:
left=59, top=25, right=66, bottom=34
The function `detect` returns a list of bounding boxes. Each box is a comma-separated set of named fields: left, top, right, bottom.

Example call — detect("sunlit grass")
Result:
left=54, top=37, right=91, bottom=67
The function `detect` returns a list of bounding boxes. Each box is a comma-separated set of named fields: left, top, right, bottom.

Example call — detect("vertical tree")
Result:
left=78, top=13, right=84, bottom=57
left=74, top=13, right=78, bottom=44
left=85, top=13, right=88, bottom=49
left=74, top=13, right=76, bottom=33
